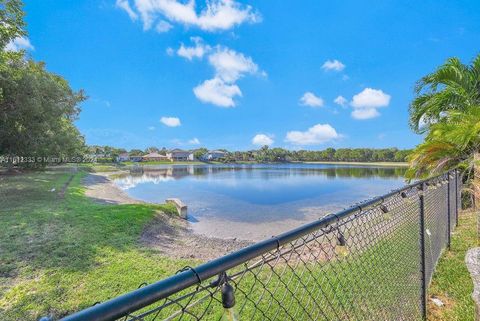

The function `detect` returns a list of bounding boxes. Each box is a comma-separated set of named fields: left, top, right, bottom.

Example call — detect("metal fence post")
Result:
left=419, top=182, right=427, bottom=320
left=447, top=173, right=451, bottom=250
left=455, top=169, right=459, bottom=227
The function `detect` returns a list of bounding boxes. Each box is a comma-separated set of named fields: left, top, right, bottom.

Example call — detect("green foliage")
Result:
left=0, top=0, right=25, bottom=58
left=144, top=146, right=160, bottom=154
left=193, top=147, right=208, bottom=160
left=0, top=1, right=87, bottom=168
left=250, top=147, right=410, bottom=163
left=409, top=55, right=480, bottom=133
left=0, top=60, right=86, bottom=167
left=407, top=53, right=480, bottom=180
left=406, top=107, right=480, bottom=182
left=0, top=0, right=25, bottom=98
left=128, top=149, right=144, bottom=156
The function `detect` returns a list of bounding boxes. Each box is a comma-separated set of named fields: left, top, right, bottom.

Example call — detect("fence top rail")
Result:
left=58, top=169, right=458, bottom=321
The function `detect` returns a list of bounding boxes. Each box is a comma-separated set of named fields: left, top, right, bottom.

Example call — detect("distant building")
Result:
left=202, top=150, right=227, bottom=161
left=116, top=153, right=130, bottom=162
left=130, top=155, right=143, bottom=162
left=187, top=153, right=196, bottom=161
left=142, top=152, right=169, bottom=162
left=166, top=149, right=191, bottom=161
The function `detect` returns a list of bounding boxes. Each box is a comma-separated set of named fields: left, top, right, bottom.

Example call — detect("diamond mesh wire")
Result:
left=59, top=170, right=460, bottom=321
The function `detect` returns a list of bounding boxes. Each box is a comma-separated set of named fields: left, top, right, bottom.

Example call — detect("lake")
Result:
left=113, top=164, right=407, bottom=240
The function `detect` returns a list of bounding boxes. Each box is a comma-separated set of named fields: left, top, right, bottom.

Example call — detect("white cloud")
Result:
left=166, top=47, right=174, bottom=56
left=252, top=134, right=274, bottom=146
left=160, top=116, right=181, bottom=127
left=208, top=47, right=258, bottom=82
left=120, top=0, right=260, bottom=32
left=116, top=0, right=138, bottom=20
left=351, top=108, right=380, bottom=120
left=177, top=37, right=211, bottom=60
left=193, top=77, right=241, bottom=108
left=188, top=137, right=201, bottom=145
left=155, top=20, right=173, bottom=32
left=300, top=92, right=324, bottom=108
left=192, top=45, right=261, bottom=107
left=148, top=126, right=156, bottom=130
left=350, top=88, right=391, bottom=120
left=285, top=124, right=340, bottom=145
left=334, top=95, right=347, bottom=107
left=5, top=36, right=34, bottom=52
left=321, top=59, right=345, bottom=72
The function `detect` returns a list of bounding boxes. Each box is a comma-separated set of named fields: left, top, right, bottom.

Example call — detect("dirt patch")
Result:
left=141, top=213, right=252, bottom=261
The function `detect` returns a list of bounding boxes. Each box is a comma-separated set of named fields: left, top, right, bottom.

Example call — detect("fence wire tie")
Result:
left=380, top=204, right=389, bottom=213
left=210, top=271, right=229, bottom=288
left=177, top=266, right=202, bottom=285
left=274, top=237, right=281, bottom=251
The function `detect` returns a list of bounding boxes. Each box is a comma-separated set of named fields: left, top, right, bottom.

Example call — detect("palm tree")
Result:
left=407, top=107, right=480, bottom=228
left=409, top=55, right=480, bottom=134
left=407, top=106, right=480, bottom=179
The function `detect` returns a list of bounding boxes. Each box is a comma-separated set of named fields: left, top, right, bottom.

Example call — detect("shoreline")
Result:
left=82, top=171, right=339, bottom=242
left=82, top=171, right=253, bottom=259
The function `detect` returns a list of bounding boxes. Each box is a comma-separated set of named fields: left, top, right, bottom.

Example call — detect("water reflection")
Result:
left=114, top=164, right=407, bottom=228
left=115, top=164, right=407, bottom=190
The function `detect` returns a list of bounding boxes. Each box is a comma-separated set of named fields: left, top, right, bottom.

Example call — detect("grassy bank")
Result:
left=0, top=168, right=193, bottom=321
left=428, top=210, right=479, bottom=320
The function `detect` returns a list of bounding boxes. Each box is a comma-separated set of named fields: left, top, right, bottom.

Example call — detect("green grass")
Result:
left=427, top=210, right=479, bottom=321
left=0, top=169, right=194, bottom=321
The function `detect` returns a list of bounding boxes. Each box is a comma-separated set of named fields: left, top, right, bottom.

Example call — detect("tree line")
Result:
left=87, top=145, right=411, bottom=163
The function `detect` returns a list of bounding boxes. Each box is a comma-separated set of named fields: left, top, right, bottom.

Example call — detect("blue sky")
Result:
left=21, top=0, right=480, bottom=150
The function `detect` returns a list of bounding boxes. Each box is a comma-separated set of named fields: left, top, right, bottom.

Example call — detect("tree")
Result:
left=129, top=149, right=144, bottom=156
left=0, top=1, right=86, bottom=168
left=409, top=55, right=480, bottom=133
left=407, top=54, right=480, bottom=231
left=407, top=106, right=480, bottom=176
left=0, top=60, right=86, bottom=167
left=193, top=148, right=208, bottom=160
left=145, top=146, right=159, bottom=154
left=0, top=0, right=25, bottom=52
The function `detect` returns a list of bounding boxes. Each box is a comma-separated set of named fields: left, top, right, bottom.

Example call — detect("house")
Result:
left=202, top=150, right=227, bottom=161
left=142, top=152, right=169, bottom=162
left=116, top=153, right=130, bottom=162
left=130, top=155, right=143, bottom=162
left=166, top=149, right=192, bottom=161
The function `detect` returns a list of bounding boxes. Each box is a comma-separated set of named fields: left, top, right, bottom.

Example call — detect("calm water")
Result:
left=113, top=164, right=407, bottom=239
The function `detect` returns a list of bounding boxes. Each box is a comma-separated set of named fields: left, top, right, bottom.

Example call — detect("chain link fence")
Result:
left=54, top=169, right=460, bottom=321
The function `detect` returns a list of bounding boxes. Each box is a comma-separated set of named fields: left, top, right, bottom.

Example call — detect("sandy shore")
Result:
left=83, top=171, right=144, bottom=204
left=82, top=172, right=252, bottom=260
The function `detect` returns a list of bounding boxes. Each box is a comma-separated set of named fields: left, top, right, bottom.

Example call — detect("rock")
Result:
left=466, top=247, right=480, bottom=320
left=166, top=198, right=188, bottom=219
left=430, top=297, right=444, bottom=307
